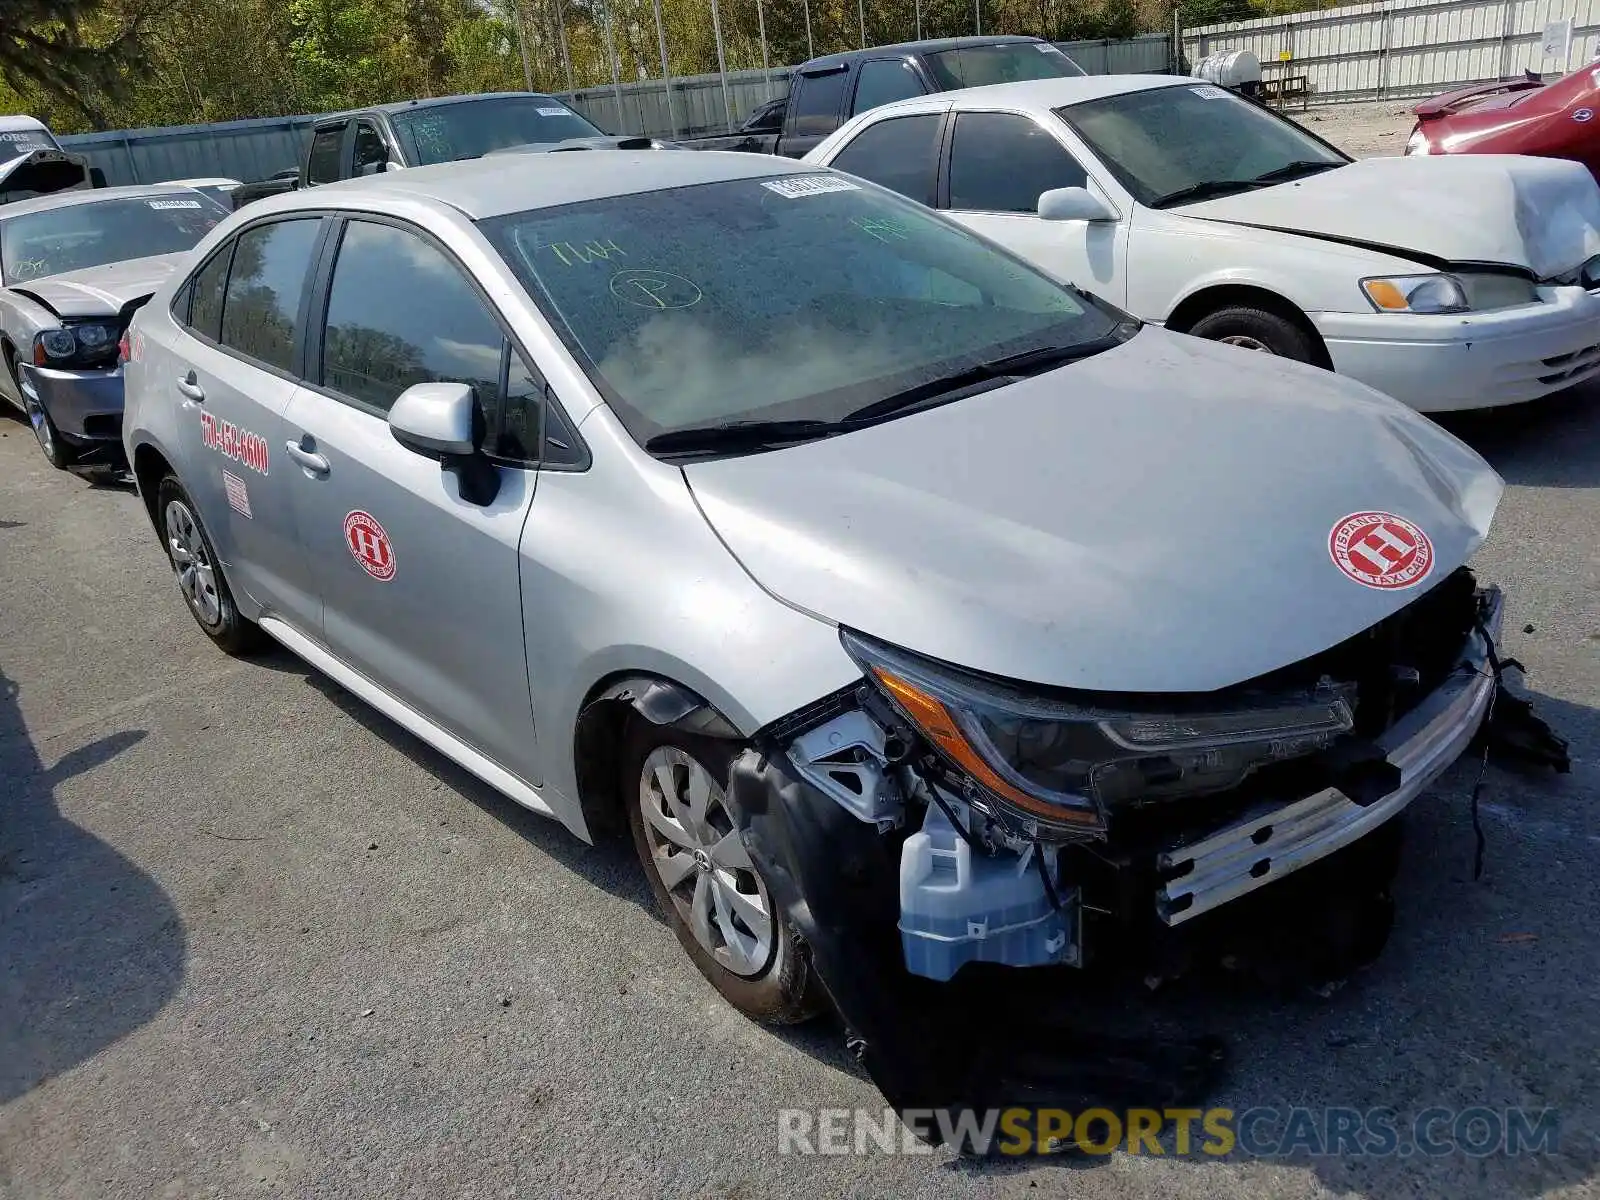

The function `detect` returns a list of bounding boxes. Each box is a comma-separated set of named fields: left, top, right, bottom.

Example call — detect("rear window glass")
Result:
left=0, top=127, right=59, bottom=155
left=218, top=219, right=322, bottom=373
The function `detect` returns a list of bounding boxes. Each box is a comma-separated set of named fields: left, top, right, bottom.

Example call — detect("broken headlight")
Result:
left=841, top=630, right=1354, bottom=835
left=33, top=322, right=121, bottom=369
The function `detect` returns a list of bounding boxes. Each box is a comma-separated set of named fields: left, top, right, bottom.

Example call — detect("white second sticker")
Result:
left=223, top=469, right=253, bottom=519
left=761, top=175, right=861, bottom=199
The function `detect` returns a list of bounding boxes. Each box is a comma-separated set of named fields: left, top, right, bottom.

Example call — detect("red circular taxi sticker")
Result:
left=1328, top=511, right=1433, bottom=590
left=344, top=510, right=396, bottom=582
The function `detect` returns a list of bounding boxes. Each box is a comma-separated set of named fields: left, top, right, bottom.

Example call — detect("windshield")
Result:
left=391, top=97, right=606, bottom=165
left=0, top=193, right=226, bottom=282
left=925, top=42, right=1086, bottom=89
left=1058, top=84, right=1349, bottom=207
left=0, top=126, right=59, bottom=156
left=480, top=173, right=1121, bottom=446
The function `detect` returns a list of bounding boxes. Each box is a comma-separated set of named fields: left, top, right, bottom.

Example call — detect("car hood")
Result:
left=1177, top=154, right=1600, bottom=279
left=9, top=252, right=187, bottom=318
left=682, top=328, right=1503, bottom=694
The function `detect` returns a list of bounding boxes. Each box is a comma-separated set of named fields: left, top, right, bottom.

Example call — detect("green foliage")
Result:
left=2, top=0, right=1178, bottom=134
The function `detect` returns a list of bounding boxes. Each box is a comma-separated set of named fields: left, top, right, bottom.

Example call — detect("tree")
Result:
left=0, top=0, right=165, bottom=129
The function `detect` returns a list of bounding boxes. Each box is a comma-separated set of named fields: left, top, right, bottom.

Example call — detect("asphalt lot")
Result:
left=0, top=374, right=1597, bottom=1198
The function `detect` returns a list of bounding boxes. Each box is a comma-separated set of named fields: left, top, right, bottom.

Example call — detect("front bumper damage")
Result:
left=723, top=578, right=1567, bottom=1150
left=19, top=360, right=126, bottom=460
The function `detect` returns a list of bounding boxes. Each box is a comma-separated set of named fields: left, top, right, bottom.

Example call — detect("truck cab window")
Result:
left=791, top=70, right=849, bottom=138
left=352, top=122, right=389, bottom=177
left=851, top=60, right=926, bottom=116
left=307, top=123, right=347, bottom=185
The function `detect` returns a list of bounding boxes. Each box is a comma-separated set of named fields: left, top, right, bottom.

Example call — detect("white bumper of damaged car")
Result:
left=1313, top=288, right=1600, bottom=412
left=1157, top=587, right=1503, bottom=925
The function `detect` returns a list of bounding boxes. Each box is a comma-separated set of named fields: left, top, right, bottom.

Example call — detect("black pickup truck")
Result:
left=230, top=92, right=667, bottom=209
left=682, top=36, right=1086, bottom=158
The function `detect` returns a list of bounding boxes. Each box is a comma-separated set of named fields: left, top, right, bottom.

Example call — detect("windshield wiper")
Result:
left=1148, top=178, right=1267, bottom=209
left=1248, top=159, right=1344, bottom=185
left=644, top=418, right=839, bottom=455
left=843, top=324, right=1139, bottom=426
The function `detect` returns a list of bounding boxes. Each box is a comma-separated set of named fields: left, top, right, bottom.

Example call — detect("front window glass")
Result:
left=948, top=112, right=1087, bottom=213
left=1059, top=84, right=1348, bottom=207
left=0, top=194, right=227, bottom=282
left=924, top=42, right=1085, bottom=89
left=390, top=97, right=604, bottom=165
left=480, top=173, right=1120, bottom=446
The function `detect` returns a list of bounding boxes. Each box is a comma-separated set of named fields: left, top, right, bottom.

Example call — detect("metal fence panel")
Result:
left=54, top=34, right=1176, bottom=182
left=60, top=116, right=314, bottom=187
left=1184, top=0, right=1600, bottom=104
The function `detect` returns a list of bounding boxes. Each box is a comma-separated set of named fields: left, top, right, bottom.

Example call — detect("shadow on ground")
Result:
left=1438, top=384, right=1600, bottom=488
left=0, top=667, right=186, bottom=1103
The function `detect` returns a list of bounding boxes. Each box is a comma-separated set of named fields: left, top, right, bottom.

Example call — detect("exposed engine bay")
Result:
left=720, top=568, right=1567, bottom=1148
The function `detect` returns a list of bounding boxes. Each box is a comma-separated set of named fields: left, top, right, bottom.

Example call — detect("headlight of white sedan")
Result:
left=1361, top=272, right=1540, bottom=314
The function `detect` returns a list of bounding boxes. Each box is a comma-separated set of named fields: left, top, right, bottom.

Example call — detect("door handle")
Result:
left=176, top=372, right=205, bottom=403
left=284, top=439, right=329, bottom=476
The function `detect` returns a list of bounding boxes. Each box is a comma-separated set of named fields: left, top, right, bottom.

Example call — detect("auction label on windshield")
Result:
left=149, top=199, right=203, bottom=209
left=1190, top=85, right=1229, bottom=100
left=761, top=175, right=860, bottom=199
left=1328, top=511, right=1433, bottom=590
left=536, top=107, right=570, bottom=116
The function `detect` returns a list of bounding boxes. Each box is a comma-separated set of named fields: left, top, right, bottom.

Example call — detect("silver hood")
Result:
left=1178, top=154, right=1600, bottom=280
left=10, top=252, right=187, bottom=318
left=683, top=328, right=1503, bottom=694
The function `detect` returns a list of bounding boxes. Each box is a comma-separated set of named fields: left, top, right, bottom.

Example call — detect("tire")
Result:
left=11, top=354, right=76, bottom=469
left=155, top=474, right=265, bottom=655
left=1186, top=305, right=1320, bottom=363
left=623, top=718, right=825, bottom=1025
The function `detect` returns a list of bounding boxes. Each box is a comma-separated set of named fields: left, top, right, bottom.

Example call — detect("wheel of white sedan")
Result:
left=1187, top=305, right=1319, bottom=364
left=622, top=719, right=824, bottom=1024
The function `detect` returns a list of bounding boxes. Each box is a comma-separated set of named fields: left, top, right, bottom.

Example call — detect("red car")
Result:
left=1406, top=64, right=1600, bottom=182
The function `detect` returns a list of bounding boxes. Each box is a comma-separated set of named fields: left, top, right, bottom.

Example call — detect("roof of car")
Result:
left=0, top=182, right=211, bottom=221
left=319, top=91, right=574, bottom=124
left=0, top=115, right=51, bottom=133
left=863, top=72, right=1191, bottom=114
left=800, top=35, right=1043, bottom=70
left=305, top=149, right=820, bottom=219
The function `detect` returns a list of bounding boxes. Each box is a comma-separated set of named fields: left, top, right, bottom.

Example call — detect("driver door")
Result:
left=939, top=110, right=1129, bottom=306
left=281, top=216, right=543, bottom=784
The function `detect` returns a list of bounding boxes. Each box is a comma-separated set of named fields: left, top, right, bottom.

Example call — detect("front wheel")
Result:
left=1186, top=305, right=1319, bottom=363
left=156, top=474, right=265, bottom=655
left=623, top=719, right=825, bottom=1025
left=13, top=355, right=75, bottom=469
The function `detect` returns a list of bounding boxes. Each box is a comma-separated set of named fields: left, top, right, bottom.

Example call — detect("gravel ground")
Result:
left=1289, top=100, right=1422, bottom=159
left=1, top=363, right=1597, bottom=1191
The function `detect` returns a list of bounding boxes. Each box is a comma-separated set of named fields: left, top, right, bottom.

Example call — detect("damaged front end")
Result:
left=724, top=569, right=1566, bottom=1148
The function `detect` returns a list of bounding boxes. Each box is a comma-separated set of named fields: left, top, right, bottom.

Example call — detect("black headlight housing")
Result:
left=33, top=319, right=123, bottom=370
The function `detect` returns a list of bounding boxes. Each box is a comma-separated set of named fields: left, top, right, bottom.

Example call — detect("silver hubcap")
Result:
left=639, top=746, right=775, bottom=978
left=1220, top=334, right=1275, bottom=353
left=164, top=499, right=222, bottom=626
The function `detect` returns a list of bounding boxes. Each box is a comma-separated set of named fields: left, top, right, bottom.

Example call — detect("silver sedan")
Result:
left=0, top=184, right=226, bottom=467
left=121, top=151, right=1548, bottom=1137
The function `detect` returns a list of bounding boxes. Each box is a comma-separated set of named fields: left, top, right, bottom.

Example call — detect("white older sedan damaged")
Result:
left=807, top=74, right=1600, bottom=411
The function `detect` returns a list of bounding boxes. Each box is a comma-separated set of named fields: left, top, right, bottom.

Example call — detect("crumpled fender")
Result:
left=726, top=745, right=1227, bottom=1152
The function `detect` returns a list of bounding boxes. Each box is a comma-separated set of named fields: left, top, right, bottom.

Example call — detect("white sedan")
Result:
left=806, top=74, right=1600, bottom=411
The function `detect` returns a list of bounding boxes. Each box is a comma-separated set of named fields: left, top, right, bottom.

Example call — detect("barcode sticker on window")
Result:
left=1037, top=43, right=1065, bottom=53
left=1191, top=84, right=1229, bottom=100
left=760, top=175, right=861, bottom=199
left=149, top=199, right=203, bottom=209
left=537, top=107, right=571, bottom=116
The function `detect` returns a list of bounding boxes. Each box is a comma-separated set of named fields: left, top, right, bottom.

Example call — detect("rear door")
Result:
left=281, top=215, right=543, bottom=782
left=164, top=216, right=327, bottom=630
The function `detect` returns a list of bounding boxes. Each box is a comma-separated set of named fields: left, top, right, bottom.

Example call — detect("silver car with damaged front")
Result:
left=0, top=184, right=227, bottom=468
left=120, top=151, right=1564, bottom=1136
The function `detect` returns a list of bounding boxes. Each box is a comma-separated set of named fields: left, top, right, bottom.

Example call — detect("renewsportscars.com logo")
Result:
left=777, top=1106, right=1561, bottom=1158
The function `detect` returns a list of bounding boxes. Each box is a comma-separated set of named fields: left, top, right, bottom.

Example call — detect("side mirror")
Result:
left=389, top=381, right=480, bottom=457
left=1037, top=186, right=1116, bottom=223
left=385, top=158, right=405, bottom=172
